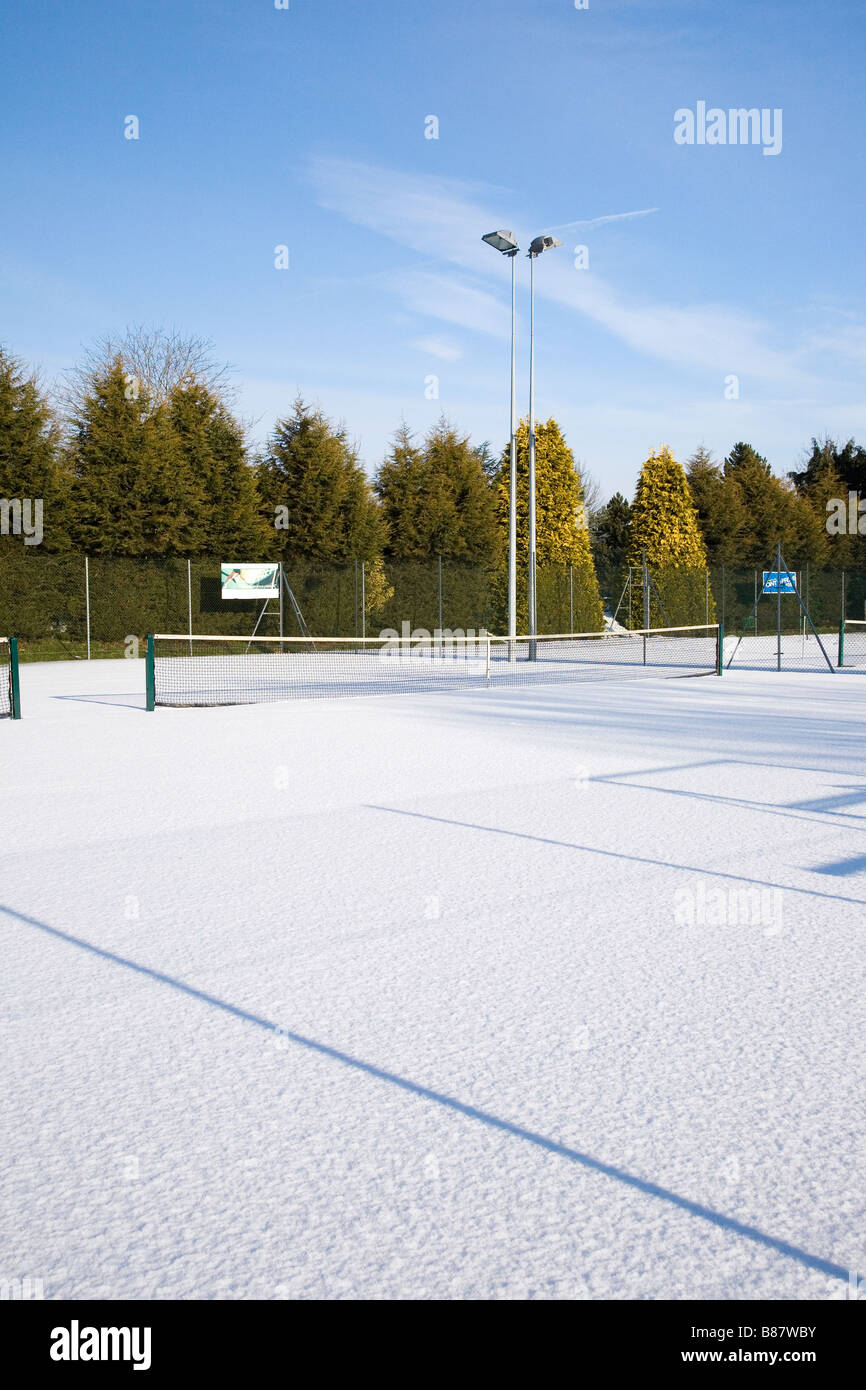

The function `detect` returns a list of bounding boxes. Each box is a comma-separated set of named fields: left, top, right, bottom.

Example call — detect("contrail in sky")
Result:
left=543, top=207, right=660, bottom=233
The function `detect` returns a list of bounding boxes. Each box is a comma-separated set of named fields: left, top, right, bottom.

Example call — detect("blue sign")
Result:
left=762, top=571, right=797, bottom=595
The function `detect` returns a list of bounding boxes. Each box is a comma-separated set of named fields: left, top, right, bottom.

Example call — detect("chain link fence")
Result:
left=713, top=565, right=862, bottom=671
left=599, top=563, right=865, bottom=670
left=0, top=551, right=605, bottom=658
left=2, top=548, right=864, bottom=669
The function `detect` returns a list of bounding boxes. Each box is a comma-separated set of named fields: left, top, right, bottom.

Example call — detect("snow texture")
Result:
left=2, top=658, right=865, bottom=1301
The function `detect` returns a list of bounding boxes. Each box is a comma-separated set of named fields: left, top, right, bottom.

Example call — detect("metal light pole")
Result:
left=526, top=235, right=562, bottom=659
left=508, top=248, right=517, bottom=650
left=528, top=250, right=537, bottom=659
left=776, top=539, right=782, bottom=673
left=482, top=230, right=520, bottom=651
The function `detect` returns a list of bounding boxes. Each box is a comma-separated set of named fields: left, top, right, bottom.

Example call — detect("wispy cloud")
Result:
left=802, top=323, right=866, bottom=369
left=309, top=156, right=805, bottom=385
left=543, top=208, right=660, bottom=234
left=311, top=156, right=499, bottom=267
left=391, top=270, right=510, bottom=339
left=411, top=335, right=463, bottom=362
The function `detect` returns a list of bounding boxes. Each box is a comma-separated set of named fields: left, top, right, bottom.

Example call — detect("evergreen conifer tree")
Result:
left=0, top=346, right=64, bottom=550
left=591, top=492, right=631, bottom=592
left=795, top=444, right=852, bottom=560
left=375, top=424, right=427, bottom=559
left=685, top=446, right=748, bottom=565
left=376, top=418, right=499, bottom=562
left=790, top=436, right=866, bottom=499
left=65, top=357, right=199, bottom=555
left=167, top=379, right=268, bottom=556
left=256, top=399, right=385, bottom=564
left=789, top=437, right=863, bottom=560
left=627, top=445, right=712, bottom=625
left=723, top=441, right=826, bottom=566
left=494, top=417, right=603, bottom=631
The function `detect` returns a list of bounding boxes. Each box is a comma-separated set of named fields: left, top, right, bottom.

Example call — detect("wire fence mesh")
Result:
left=840, top=619, right=866, bottom=669
left=0, top=552, right=606, bottom=655
left=2, top=548, right=866, bottom=671
left=722, top=631, right=838, bottom=673
left=711, top=566, right=847, bottom=671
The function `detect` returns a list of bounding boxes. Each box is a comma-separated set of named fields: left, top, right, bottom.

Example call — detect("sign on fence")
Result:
left=762, top=571, right=797, bottom=595
left=220, top=564, right=280, bottom=599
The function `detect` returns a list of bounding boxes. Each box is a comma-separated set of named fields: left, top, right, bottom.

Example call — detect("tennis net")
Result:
left=839, top=619, right=866, bottom=668
left=147, top=626, right=721, bottom=709
left=0, top=637, right=21, bottom=719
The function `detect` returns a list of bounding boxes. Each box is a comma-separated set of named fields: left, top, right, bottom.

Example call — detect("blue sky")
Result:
left=2, top=0, right=865, bottom=498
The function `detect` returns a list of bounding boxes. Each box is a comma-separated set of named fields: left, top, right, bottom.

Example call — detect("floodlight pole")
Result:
left=528, top=251, right=538, bottom=661
left=526, top=235, right=562, bottom=660
left=508, top=250, right=517, bottom=652
left=482, top=230, right=520, bottom=656
left=776, top=540, right=782, bottom=672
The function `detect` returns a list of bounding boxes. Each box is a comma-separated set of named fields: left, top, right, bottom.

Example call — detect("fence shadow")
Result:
left=0, top=900, right=851, bottom=1289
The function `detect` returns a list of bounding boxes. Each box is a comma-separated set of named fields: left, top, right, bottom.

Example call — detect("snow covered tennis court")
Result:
left=2, top=658, right=865, bottom=1300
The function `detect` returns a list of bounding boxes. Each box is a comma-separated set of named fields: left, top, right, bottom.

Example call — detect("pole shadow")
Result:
left=0, top=901, right=851, bottom=1289
left=365, top=806, right=866, bottom=911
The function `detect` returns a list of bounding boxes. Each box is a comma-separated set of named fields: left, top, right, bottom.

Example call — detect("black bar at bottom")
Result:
left=5, top=1297, right=863, bottom=1375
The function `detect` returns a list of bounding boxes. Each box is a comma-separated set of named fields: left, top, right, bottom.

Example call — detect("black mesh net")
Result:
left=489, top=629, right=720, bottom=688
left=151, top=627, right=720, bottom=708
left=0, top=639, right=12, bottom=717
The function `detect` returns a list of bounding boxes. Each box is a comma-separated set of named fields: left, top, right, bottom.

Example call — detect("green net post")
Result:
left=146, top=634, right=155, bottom=711
left=9, top=638, right=21, bottom=719
left=716, top=624, right=724, bottom=677
left=838, top=618, right=844, bottom=668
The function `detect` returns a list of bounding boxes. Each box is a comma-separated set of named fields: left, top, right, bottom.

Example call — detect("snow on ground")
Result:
left=2, top=657, right=865, bottom=1301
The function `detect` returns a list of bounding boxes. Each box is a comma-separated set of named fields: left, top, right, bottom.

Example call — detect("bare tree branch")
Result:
left=575, top=461, right=602, bottom=513
left=57, top=325, right=236, bottom=426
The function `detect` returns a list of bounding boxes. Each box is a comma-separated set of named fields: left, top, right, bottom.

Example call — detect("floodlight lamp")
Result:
left=528, top=235, right=563, bottom=257
left=482, top=230, right=520, bottom=256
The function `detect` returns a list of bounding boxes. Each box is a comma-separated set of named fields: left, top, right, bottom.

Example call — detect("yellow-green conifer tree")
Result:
left=495, top=418, right=603, bottom=632
left=627, top=445, right=714, bottom=627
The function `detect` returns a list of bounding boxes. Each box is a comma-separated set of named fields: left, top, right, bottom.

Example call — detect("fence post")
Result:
left=85, top=556, right=91, bottom=660
left=9, top=637, right=21, bottom=718
left=776, top=542, right=782, bottom=672
left=716, top=624, right=724, bottom=677
left=838, top=618, right=845, bottom=669
left=187, top=559, right=193, bottom=655
left=146, top=634, right=155, bottom=711
left=569, top=563, right=574, bottom=633
left=438, top=554, right=443, bottom=633
left=805, top=561, right=810, bottom=639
